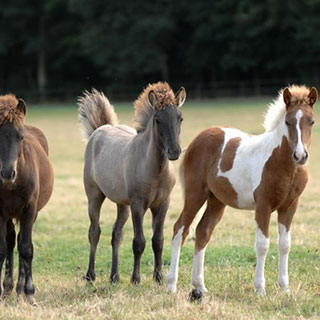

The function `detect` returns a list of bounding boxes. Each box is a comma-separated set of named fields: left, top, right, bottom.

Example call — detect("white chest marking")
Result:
left=217, top=126, right=288, bottom=209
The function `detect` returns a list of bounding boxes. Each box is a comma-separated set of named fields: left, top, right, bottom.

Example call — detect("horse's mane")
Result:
left=0, top=94, right=24, bottom=126
left=134, top=82, right=176, bottom=132
left=263, top=85, right=311, bottom=132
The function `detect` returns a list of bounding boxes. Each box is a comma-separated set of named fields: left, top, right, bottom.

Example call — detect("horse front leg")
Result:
left=0, top=216, right=7, bottom=297
left=3, top=219, right=15, bottom=296
left=130, top=200, right=146, bottom=284
left=16, top=204, right=36, bottom=305
left=254, top=205, right=272, bottom=296
left=110, top=204, right=130, bottom=283
left=277, top=200, right=298, bottom=293
left=150, top=200, right=169, bottom=285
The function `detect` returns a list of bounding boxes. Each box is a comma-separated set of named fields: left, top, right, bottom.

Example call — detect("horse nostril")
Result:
left=304, top=151, right=308, bottom=160
left=11, top=170, right=16, bottom=180
left=0, top=170, right=5, bottom=179
left=293, top=152, right=299, bottom=161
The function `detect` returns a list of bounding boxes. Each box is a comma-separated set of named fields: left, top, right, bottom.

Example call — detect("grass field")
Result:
left=1, top=97, right=320, bottom=319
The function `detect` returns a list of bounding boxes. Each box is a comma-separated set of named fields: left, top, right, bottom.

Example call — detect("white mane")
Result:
left=263, top=89, right=286, bottom=132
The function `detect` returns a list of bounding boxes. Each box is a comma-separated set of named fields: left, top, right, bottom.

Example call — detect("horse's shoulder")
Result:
left=24, top=124, right=49, bottom=155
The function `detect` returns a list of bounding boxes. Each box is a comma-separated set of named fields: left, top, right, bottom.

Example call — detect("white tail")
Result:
left=78, top=89, right=118, bottom=140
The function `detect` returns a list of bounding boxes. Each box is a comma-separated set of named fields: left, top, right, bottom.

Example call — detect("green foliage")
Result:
left=0, top=1, right=320, bottom=99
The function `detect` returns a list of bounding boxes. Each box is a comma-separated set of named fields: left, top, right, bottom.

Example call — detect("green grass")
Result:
left=1, top=98, right=320, bottom=319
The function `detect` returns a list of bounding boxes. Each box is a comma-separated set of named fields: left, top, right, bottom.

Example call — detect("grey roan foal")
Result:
left=78, top=82, right=186, bottom=284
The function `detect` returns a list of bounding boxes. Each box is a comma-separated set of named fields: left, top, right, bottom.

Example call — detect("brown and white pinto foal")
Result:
left=167, top=85, right=317, bottom=295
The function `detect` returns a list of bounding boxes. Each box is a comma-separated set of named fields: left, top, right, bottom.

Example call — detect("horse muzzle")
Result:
left=166, top=147, right=181, bottom=161
left=0, top=168, right=17, bottom=184
left=293, top=150, right=308, bottom=165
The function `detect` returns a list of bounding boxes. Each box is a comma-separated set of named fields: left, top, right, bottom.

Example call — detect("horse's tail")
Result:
left=78, top=89, right=118, bottom=140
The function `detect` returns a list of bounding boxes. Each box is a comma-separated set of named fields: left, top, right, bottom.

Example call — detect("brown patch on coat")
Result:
left=133, top=82, right=177, bottom=131
left=253, top=136, right=308, bottom=236
left=173, top=127, right=238, bottom=243
left=0, top=95, right=25, bottom=126
left=220, top=137, right=241, bottom=172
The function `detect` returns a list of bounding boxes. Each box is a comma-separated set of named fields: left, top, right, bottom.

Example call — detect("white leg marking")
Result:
left=254, top=228, right=270, bottom=295
left=191, top=246, right=208, bottom=292
left=278, top=223, right=291, bottom=292
left=167, top=226, right=184, bottom=292
left=295, top=110, right=305, bottom=160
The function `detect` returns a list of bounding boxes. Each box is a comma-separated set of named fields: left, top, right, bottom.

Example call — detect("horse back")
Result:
left=24, top=124, right=49, bottom=155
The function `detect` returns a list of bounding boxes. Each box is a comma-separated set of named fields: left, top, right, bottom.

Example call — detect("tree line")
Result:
left=1, top=0, right=320, bottom=101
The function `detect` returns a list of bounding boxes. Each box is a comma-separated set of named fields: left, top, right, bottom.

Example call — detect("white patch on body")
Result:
left=167, top=226, right=184, bottom=292
left=217, top=124, right=288, bottom=209
left=191, top=246, right=208, bottom=292
left=294, top=109, right=305, bottom=160
left=278, top=223, right=291, bottom=292
left=255, top=227, right=270, bottom=295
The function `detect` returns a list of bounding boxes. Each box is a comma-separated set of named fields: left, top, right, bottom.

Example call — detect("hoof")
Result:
left=26, top=295, right=37, bottom=307
left=84, top=272, right=96, bottom=282
left=189, top=289, right=203, bottom=302
left=130, top=275, right=140, bottom=285
left=256, top=288, right=266, bottom=296
left=280, top=286, right=290, bottom=294
left=153, top=271, right=163, bottom=285
left=110, top=274, right=120, bottom=284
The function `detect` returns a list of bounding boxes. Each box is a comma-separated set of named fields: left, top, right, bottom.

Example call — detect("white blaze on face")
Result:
left=294, top=109, right=306, bottom=160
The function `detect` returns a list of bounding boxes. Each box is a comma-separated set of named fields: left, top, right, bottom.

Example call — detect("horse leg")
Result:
left=0, top=216, right=7, bottom=297
left=192, top=195, right=225, bottom=292
left=167, top=187, right=208, bottom=292
left=254, top=205, right=272, bottom=296
left=277, top=199, right=298, bottom=293
left=16, top=205, right=36, bottom=305
left=110, top=204, right=130, bottom=283
left=130, top=200, right=146, bottom=284
left=86, top=189, right=105, bottom=282
left=151, top=199, right=169, bottom=285
left=3, top=219, right=15, bottom=296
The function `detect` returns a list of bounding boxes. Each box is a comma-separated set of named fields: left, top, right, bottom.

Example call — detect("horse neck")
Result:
left=261, top=122, right=296, bottom=170
left=136, top=118, right=168, bottom=173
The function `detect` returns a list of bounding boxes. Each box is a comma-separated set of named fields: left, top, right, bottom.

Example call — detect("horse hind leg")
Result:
left=3, top=219, right=15, bottom=296
left=192, top=194, right=225, bottom=292
left=85, top=188, right=105, bottom=282
left=167, top=186, right=208, bottom=292
left=110, top=204, right=130, bottom=283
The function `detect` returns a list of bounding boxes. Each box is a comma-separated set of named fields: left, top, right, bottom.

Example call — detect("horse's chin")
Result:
left=0, top=179, right=16, bottom=189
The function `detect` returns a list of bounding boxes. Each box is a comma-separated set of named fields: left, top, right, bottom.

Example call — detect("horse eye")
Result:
left=310, top=120, right=315, bottom=125
left=178, top=116, right=183, bottom=122
left=154, top=118, right=160, bottom=124
left=18, top=134, right=24, bottom=141
left=285, top=120, right=290, bottom=126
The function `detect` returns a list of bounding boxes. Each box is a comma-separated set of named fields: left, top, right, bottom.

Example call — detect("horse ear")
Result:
left=148, top=90, right=158, bottom=108
left=17, top=98, right=26, bottom=115
left=308, top=87, right=318, bottom=106
left=283, top=87, right=291, bottom=109
left=175, top=87, right=186, bottom=108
